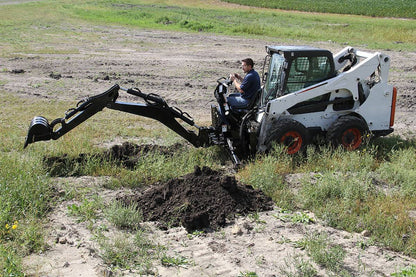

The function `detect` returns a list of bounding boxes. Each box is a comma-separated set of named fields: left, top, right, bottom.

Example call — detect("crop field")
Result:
left=1, top=0, right=416, bottom=276
left=223, top=0, right=416, bottom=19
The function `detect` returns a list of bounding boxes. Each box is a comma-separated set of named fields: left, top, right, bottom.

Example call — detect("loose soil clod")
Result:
left=119, top=166, right=274, bottom=232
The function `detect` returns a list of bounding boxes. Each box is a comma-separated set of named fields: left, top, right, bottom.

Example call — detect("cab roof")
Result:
left=266, top=45, right=333, bottom=59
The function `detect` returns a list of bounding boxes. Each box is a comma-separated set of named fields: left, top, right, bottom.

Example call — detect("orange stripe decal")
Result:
left=296, top=82, right=328, bottom=94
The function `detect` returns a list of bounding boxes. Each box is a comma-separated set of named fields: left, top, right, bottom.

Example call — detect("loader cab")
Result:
left=261, top=46, right=335, bottom=106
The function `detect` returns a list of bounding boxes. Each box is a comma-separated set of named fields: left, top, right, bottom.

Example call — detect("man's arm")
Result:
left=233, top=79, right=244, bottom=93
left=230, top=73, right=244, bottom=93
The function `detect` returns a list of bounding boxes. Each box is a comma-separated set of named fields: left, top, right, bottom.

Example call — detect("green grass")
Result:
left=97, top=230, right=162, bottom=273
left=0, top=95, right=53, bottom=274
left=298, top=232, right=347, bottom=274
left=0, top=0, right=415, bottom=54
left=239, top=141, right=416, bottom=257
left=280, top=253, right=318, bottom=277
left=64, top=0, right=416, bottom=51
left=222, top=0, right=416, bottom=19
left=105, top=201, right=143, bottom=230
left=0, top=244, right=24, bottom=277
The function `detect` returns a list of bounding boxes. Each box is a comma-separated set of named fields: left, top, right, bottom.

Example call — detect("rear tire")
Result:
left=264, top=118, right=309, bottom=154
left=327, top=115, right=369, bottom=150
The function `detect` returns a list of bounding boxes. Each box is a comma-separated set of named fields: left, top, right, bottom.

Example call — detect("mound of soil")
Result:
left=44, top=142, right=185, bottom=176
left=119, top=166, right=274, bottom=232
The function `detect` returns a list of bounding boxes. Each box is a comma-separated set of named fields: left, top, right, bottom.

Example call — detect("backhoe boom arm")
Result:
left=24, top=84, right=209, bottom=148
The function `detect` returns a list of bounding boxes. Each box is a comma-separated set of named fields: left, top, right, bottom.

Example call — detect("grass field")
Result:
left=0, top=0, right=415, bottom=54
left=1, top=0, right=416, bottom=275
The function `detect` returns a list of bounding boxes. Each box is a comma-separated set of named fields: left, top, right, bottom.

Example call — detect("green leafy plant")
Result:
left=161, top=254, right=191, bottom=268
left=67, top=197, right=102, bottom=223
left=291, top=212, right=315, bottom=224
left=238, top=271, right=259, bottom=277
left=279, top=253, right=318, bottom=277
left=276, top=211, right=315, bottom=224
left=248, top=211, right=266, bottom=224
left=187, top=230, right=205, bottom=239
left=392, top=265, right=416, bottom=277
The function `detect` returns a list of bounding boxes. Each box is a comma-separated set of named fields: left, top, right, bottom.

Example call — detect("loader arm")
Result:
left=24, top=84, right=210, bottom=148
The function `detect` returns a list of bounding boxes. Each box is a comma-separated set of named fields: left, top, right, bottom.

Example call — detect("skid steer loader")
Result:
left=24, top=46, right=397, bottom=165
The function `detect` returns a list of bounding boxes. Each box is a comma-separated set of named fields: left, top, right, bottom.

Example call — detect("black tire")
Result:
left=327, top=115, right=369, bottom=150
left=264, top=118, right=309, bottom=154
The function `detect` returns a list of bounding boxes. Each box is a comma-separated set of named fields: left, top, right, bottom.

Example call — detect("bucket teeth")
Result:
left=24, top=116, right=52, bottom=148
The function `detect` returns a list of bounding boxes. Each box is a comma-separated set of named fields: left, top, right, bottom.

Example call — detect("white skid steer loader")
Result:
left=253, top=46, right=397, bottom=155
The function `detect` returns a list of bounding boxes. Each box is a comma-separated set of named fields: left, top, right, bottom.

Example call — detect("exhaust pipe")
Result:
left=24, top=116, right=52, bottom=148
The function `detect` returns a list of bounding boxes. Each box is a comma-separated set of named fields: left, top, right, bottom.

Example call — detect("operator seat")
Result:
left=229, top=88, right=262, bottom=115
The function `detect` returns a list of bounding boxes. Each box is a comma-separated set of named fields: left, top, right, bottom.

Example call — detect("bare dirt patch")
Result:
left=0, top=0, right=41, bottom=5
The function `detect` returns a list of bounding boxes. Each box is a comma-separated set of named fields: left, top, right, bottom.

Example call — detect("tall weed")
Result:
left=300, top=232, right=347, bottom=274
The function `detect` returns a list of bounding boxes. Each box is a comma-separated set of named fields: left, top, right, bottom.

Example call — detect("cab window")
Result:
left=262, top=53, right=285, bottom=104
left=284, top=56, right=332, bottom=94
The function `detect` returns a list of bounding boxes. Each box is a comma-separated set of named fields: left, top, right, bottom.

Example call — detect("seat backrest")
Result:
left=246, top=87, right=262, bottom=109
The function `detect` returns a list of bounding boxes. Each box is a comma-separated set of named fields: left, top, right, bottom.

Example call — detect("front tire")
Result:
left=264, top=118, right=309, bottom=154
left=327, top=115, right=369, bottom=150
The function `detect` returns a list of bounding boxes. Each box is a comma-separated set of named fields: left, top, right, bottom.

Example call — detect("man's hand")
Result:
left=230, top=73, right=242, bottom=82
left=234, top=73, right=243, bottom=81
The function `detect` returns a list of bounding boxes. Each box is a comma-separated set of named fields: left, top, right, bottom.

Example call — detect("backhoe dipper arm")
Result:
left=109, top=87, right=205, bottom=147
left=24, top=84, right=208, bottom=148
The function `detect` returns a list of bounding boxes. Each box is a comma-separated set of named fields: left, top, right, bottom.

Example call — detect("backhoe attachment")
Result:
left=24, top=84, right=211, bottom=149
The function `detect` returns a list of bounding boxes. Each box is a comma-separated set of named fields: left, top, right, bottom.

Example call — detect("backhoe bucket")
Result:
left=24, top=116, right=52, bottom=148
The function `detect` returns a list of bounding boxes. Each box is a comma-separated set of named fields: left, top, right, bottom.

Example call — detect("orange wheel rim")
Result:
left=280, top=131, right=303, bottom=154
left=341, top=128, right=362, bottom=150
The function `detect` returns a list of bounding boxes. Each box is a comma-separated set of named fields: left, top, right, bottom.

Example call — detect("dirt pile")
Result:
left=119, top=166, right=274, bottom=232
left=43, top=142, right=185, bottom=176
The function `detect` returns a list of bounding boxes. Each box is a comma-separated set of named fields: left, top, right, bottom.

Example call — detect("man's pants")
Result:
left=227, top=93, right=249, bottom=108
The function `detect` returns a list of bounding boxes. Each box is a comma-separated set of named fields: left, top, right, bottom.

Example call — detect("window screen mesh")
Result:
left=285, top=56, right=331, bottom=94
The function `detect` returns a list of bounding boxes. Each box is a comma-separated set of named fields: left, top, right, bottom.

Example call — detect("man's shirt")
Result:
left=240, top=69, right=261, bottom=100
